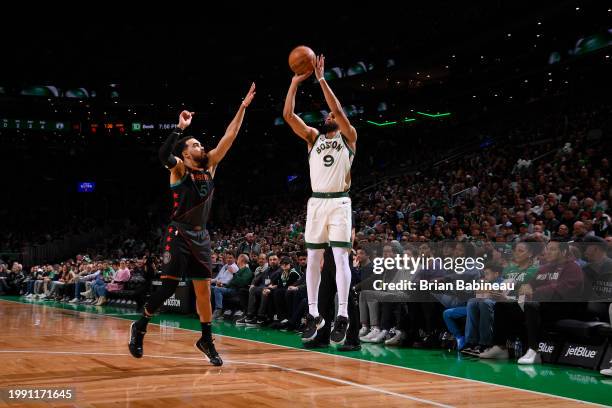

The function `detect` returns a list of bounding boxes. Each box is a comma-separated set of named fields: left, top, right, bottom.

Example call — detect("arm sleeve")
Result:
left=158, top=127, right=183, bottom=168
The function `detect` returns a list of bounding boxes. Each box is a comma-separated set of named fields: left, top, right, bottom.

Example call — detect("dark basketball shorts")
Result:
left=160, top=223, right=212, bottom=280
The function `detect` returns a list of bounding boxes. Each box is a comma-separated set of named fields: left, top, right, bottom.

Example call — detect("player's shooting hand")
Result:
left=313, top=54, right=325, bottom=81
left=242, top=82, right=256, bottom=108
left=292, top=67, right=313, bottom=84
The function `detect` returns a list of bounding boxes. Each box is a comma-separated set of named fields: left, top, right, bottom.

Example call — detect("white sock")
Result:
left=306, top=248, right=325, bottom=317
left=332, top=247, right=351, bottom=317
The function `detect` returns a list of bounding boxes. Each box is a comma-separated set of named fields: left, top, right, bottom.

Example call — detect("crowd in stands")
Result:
left=0, top=255, right=156, bottom=308
left=205, top=104, right=611, bottom=261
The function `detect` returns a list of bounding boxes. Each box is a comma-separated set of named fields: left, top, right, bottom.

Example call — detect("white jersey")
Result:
left=308, top=132, right=354, bottom=192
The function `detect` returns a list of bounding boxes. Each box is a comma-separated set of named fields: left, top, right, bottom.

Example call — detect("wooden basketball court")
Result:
left=0, top=300, right=602, bottom=407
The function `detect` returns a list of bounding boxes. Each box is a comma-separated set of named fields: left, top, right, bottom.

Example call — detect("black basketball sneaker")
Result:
left=128, top=321, right=146, bottom=358
left=195, top=337, right=223, bottom=366
left=301, top=314, right=325, bottom=342
left=330, top=315, right=350, bottom=345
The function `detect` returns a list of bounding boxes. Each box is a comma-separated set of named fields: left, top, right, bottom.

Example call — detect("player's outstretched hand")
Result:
left=178, top=111, right=194, bottom=130
left=242, top=82, right=256, bottom=107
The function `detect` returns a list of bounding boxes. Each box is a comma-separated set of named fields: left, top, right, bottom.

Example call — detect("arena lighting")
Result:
left=416, top=111, right=452, bottom=117
left=366, top=120, right=397, bottom=126
left=76, top=182, right=96, bottom=193
left=366, top=112, right=451, bottom=127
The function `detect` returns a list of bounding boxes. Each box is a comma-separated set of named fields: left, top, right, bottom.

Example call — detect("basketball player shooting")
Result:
left=283, top=55, right=357, bottom=345
left=128, top=83, right=256, bottom=366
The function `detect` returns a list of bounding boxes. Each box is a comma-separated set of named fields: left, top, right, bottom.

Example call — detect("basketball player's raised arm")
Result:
left=313, top=55, right=357, bottom=146
left=159, top=110, right=192, bottom=175
left=283, top=73, right=318, bottom=146
left=207, top=83, right=256, bottom=167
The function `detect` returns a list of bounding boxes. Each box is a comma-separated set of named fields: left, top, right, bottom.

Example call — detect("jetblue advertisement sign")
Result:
left=557, top=342, right=605, bottom=370
left=537, top=340, right=561, bottom=364
left=152, top=280, right=192, bottom=314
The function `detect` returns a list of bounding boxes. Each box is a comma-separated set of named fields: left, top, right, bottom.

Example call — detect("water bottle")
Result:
left=514, top=337, right=523, bottom=361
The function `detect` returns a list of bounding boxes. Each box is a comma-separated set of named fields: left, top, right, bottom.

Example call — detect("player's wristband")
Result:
left=318, top=77, right=326, bottom=82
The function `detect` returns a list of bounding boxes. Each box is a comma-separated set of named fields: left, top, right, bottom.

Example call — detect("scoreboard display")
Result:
left=1, top=118, right=70, bottom=132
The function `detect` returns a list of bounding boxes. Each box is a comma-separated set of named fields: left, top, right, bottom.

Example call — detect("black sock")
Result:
left=135, top=314, right=151, bottom=332
left=201, top=322, right=212, bottom=343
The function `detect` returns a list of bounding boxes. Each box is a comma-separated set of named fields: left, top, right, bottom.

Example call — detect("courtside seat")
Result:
left=220, top=287, right=249, bottom=313
left=554, top=319, right=607, bottom=339
left=554, top=302, right=611, bottom=341
left=597, top=323, right=612, bottom=338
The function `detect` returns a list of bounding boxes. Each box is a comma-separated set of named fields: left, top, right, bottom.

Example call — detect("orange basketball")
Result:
left=288, top=45, right=315, bottom=75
